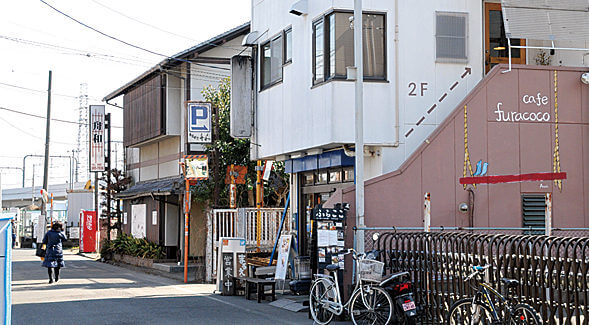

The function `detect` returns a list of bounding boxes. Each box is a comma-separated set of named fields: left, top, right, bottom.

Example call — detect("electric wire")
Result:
left=0, top=106, right=123, bottom=128
left=0, top=116, right=77, bottom=145
left=39, top=0, right=230, bottom=71
left=87, top=0, right=245, bottom=51
left=0, top=33, right=233, bottom=79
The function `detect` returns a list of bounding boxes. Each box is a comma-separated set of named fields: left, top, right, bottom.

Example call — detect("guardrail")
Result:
left=356, top=227, right=589, bottom=324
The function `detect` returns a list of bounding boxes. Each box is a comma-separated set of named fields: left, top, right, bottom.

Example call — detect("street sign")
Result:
left=89, top=105, right=105, bottom=172
left=186, top=101, right=212, bottom=144
left=224, top=165, right=247, bottom=184
left=184, top=155, right=208, bottom=180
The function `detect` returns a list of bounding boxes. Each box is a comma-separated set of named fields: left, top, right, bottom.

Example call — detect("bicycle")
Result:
left=446, top=265, right=543, bottom=325
left=309, top=248, right=393, bottom=325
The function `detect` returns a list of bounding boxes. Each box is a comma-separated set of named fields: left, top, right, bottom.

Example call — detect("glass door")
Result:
left=485, top=2, right=526, bottom=73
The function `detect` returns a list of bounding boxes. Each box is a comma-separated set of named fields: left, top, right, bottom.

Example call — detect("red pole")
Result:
left=184, top=180, right=190, bottom=283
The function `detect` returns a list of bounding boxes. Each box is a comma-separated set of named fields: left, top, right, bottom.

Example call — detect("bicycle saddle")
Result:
left=326, top=264, right=340, bottom=272
left=501, top=278, right=519, bottom=288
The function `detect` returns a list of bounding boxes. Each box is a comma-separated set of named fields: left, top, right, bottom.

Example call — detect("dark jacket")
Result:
left=42, top=229, right=66, bottom=268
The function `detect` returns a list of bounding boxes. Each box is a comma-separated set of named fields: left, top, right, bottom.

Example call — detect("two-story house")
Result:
left=104, top=23, right=250, bottom=273
left=234, top=0, right=589, bottom=257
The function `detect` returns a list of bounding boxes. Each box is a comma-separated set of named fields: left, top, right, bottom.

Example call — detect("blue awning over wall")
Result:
left=284, top=149, right=354, bottom=174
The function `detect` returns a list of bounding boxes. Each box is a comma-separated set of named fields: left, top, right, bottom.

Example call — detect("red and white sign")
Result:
left=79, top=210, right=97, bottom=253
left=89, top=105, right=105, bottom=172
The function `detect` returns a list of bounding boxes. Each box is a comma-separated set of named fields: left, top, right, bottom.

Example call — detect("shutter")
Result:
left=522, top=195, right=545, bottom=234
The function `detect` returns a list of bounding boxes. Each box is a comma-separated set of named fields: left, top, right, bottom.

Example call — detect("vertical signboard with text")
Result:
left=89, top=105, right=105, bottom=172
left=186, top=101, right=212, bottom=144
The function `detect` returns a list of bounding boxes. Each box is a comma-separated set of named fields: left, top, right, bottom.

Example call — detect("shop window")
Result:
left=303, top=173, right=314, bottom=186
left=436, top=12, right=468, bottom=61
left=261, top=34, right=283, bottom=89
left=284, top=27, right=292, bottom=64
left=313, top=11, right=386, bottom=85
left=343, top=168, right=354, bottom=182
left=316, top=171, right=328, bottom=184
left=329, top=169, right=342, bottom=183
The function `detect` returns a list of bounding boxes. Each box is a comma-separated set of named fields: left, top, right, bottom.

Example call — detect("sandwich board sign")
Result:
left=216, top=237, right=246, bottom=294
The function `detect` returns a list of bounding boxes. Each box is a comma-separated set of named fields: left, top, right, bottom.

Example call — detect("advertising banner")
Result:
left=79, top=210, right=97, bottom=253
left=186, top=101, right=212, bottom=144
left=89, top=105, right=105, bottom=172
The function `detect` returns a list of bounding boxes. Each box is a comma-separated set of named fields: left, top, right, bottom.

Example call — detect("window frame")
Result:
left=283, top=26, right=292, bottom=65
left=260, top=33, right=284, bottom=91
left=312, top=9, right=388, bottom=86
left=435, top=11, right=469, bottom=63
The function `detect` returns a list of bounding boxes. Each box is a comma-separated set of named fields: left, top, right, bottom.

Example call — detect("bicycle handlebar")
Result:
left=464, top=265, right=490, bottom=282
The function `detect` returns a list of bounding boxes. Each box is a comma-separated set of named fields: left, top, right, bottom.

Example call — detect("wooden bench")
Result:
left=234, top=276, right=276, bottom=303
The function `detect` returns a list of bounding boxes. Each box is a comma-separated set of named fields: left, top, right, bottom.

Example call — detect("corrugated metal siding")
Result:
left=503, top=1, right=589, bottom=41
left=123, top=74, right=166, bottom=147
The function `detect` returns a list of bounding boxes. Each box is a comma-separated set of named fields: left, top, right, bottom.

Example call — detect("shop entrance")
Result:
left=485, top=2, right=526, bottom=73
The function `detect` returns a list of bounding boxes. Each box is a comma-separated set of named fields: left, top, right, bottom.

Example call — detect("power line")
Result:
left=0, top=106, right=123, bottom=128
left=0, top=33, right=233, bottom=78
left=39, top=0, right=230, bottom=71
left=88, top=0, right=244, bottom=51
left=0, top=116, right=76, bottom=145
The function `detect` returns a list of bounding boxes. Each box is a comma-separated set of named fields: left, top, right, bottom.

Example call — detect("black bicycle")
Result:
left=446, top=265, right=542, bottom=325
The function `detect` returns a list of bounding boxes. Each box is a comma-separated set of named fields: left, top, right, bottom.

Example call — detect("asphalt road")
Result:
left=12, top=249, right=317, bottom=325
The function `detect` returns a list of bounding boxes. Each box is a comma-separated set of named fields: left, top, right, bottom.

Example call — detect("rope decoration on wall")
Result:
left=462, top=104, right=476, bottom=189
left=553, top=70, right=562, bottom=191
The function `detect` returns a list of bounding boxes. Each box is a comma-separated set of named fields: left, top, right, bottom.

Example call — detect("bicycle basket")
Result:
left=358, top=259, right=384, bottom=282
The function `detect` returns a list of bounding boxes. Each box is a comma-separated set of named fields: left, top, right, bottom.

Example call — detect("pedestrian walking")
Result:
left=42, top=222, right=66, bottom=284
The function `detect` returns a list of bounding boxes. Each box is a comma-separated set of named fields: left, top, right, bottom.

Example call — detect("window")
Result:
left=315, top=171, right=328, bottom=184
left=313, top=11, right=386, bottom=85
left=436, top=12, right=468, bottom=61
left=260, top=34, right=283, bottom=89
left=343, top=167, right=354, bottom=182
left=313, top=20, right=324, bottom=83
left=284, top=27, right=292, bottom=64
left=303, top=173, right=314, bottom=186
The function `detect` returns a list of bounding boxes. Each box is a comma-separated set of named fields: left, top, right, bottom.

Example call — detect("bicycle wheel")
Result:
left=350, top=286, right=393, bottom=325
left=508, top=303, right=542, bottom=325
left=309, top=279, right=337, bottom=325
left=446, top=298, right=494, bottom=325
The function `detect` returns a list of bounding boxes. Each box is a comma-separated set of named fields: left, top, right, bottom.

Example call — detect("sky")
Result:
left=0, top=0, right=251, bottom=190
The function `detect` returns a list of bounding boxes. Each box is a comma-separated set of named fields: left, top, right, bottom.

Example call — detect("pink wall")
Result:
left=343, top=65, right=589, bottom=229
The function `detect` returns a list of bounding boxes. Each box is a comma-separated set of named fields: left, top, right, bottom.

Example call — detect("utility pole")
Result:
left=41, top=70, right=52, bottom=242
left=353, top=1, right=365, bottom=253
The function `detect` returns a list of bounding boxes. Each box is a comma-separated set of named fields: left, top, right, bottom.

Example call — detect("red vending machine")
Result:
left=79, top=210, right=97, bottom=253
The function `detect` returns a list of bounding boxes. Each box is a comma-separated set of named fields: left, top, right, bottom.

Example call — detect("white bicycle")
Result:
left=309, top=249, right=393, bottom=325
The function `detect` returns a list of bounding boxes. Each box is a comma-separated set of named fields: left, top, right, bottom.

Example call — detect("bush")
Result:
left=102, top=233, right=164, bottom=260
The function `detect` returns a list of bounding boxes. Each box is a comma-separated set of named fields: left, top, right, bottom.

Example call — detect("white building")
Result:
left=237, top=0, right=589, bottom=255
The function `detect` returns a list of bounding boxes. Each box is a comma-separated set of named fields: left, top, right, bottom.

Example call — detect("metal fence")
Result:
left=356, top=227, right=589, bottom=324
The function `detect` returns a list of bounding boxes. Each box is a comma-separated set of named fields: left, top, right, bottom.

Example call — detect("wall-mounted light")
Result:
left=581, top=72, right=589, bottom=85
left=289, top=0, right=308, bottom=16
